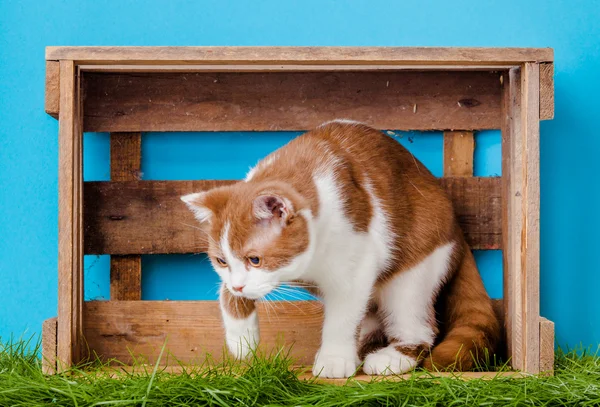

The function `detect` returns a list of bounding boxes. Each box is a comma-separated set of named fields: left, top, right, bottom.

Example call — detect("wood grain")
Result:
left=84, top=180, right=236, bottom=255
left=539, top=63, right=554, bottom=120
left=81, top=71, right=503, bottom=132
left=46, top=46, right=554, bottom=65
left=110, top=132, right=142, bottom=301
left=502, top=68, right=523, bottom=372
left=539, top=317, right=555, bottom=375
left=501, top=65, right=542, bottom=374
left=110, top=133, right=142, bottom=181
left=439, top=177, right=502, bottom=250
left=42, top=317, right=57, bottom=374
left=443, top=131, right=474, bottom=177
left=83, top=300, right=507, bottom=369
left=98, top=364, right=523, bottom=381
left=83, top=177, right=500, bottom=255
left=83, top=301, right=324, bottom=365
left=45, top=61, right=59, bottom=118
left=304, top=370, right=525, bottom=384
left=57, top=60, right=83, bottom=370
left=521, top=63, right=541, bottom=374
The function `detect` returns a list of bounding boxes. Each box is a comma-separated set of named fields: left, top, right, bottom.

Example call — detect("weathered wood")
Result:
left=501, top=65, right=541, bottom=374
left=110, top=256, right=142, bottom=301
left=45, top=61, right=60, bottom=118
left=443, top=131, right=474, bottom=177
left=42, top=317, right=58, bottom=374
left=46, top=46, right=554, bottom=65
left=521, top=63, right=541, bottom=374
left=304, top=370, right=525, bottom=384
left=502, top=68, right=523, bottom=372
left=83, top=177, right=500, bottom=255
left=110, top=132, right=142, bottom=301
left=77, top=64, right=526, bottom=73
left=82, top=300, right=509, bottom=369
left=539, top=317, right=555, bottom=375
left=99, top=364, right=524, bottom=381
left=539, top=63, right=554, bottom=120
left=57, top=60, right=83, bottom=370
left=83, top=301, right=324, bottom=365
left=110, top=132, right=142, bottom=181
left=84, top=180, right=235, bottom=255
left=81, top=71, right=503, bottom=132
left=439, top=177, right=502, bottom=250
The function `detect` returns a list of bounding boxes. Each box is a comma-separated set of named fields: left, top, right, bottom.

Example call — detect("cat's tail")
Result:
left=422, top=241, right=501, bottom=371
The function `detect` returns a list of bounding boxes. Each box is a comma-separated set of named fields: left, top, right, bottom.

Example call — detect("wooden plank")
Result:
left=57, top=60, right=83, bottom=370
left=304, top=370, right=525, bottom=384
left=110, top=133, right=142, bottom=181
left=42, top=317, right=58, bottom=374
left=79, top=64, right=518, bottom=73
left=502, top=68, right=523, bottom=372
left=83, top=177, right=500, bottom=255
left=521, top=63, right=541, bottom=374
left=443, top=131, right=474, bottom=176
left=110, top=256, right=142, bottom=300
left=439, top=177, right=502, bottom=250
left=539, top=317, right=555, bottom=375
left=501, top=65, right=542, bottom=374
left=84, top=300, right=511, bottom=374
left=46, top=46, right=554, bottom=65
left=83, top=301, right=324, bottom=365
left=81, top=71, right=503, bottom=132
left=84, top=180, right=235, bottom=255
left=491, top=299, right=507, bottom=360
left=539, top=63, right=554, bottom=120
left=110, top=132, right=142, bottom=301
left=98, top=365, right=523, bottom=381
left=45, top=61, right=60, bottom=118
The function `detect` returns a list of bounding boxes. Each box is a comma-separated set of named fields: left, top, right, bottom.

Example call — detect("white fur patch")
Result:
left=245, top=154, right=278, bottom=182
left=306, top=170, right=391, bottom=378
left=219, top=289, right=260, bottom=359
left=180, top=192, right=212, bottom=223
left=378, top=242, right=455, bottom=346
left=358, top=313, right=380, bottom=342
left=363, top=345, right=418, bottom=375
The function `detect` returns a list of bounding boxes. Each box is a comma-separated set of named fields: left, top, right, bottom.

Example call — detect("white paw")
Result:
left=363, top=346, right=417, bottom=375
left=226, top=330, right=259, bottom=360
left=224, top=312, right=260, bottom=360
left=312, top=350, right=358, bottom=378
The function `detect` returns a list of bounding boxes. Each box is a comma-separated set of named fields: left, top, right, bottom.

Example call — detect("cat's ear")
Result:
left=181, top=187, right=230, bottom=224
left=181, top=192, right=213, bottom=223
left=253, top=195, right=293, bottom=226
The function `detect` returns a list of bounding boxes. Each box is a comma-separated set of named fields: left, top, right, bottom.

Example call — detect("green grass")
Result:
left=1, top=339, right=599, bottom=406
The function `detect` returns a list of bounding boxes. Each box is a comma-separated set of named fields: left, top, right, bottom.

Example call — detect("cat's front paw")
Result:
left=224, top=312, right=260, bottom=360
left=312, top=350, right=358, bottom=378
left=362, top=346, right=418, bottom=375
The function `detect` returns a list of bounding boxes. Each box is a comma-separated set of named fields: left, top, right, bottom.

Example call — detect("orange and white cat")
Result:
left=182, top=121, right=500, bottom=378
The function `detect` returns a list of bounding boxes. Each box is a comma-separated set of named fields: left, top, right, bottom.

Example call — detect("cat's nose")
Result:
left=232, top=285, right=245, bottom=293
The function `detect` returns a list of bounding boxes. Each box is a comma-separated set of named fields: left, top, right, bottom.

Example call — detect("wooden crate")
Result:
left=42, top=46, right=555, bottom=378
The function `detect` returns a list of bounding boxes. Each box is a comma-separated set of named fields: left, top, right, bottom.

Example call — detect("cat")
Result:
left=181, top=120, right=500, bottom=378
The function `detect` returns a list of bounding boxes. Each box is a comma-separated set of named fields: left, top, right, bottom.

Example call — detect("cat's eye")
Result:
left=247, top=256, right=261, bottom=267
left=215, top=257, right=227, bottom=267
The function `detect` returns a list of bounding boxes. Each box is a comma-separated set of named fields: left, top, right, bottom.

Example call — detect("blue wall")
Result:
left=1, top=0, right=598, bottom=349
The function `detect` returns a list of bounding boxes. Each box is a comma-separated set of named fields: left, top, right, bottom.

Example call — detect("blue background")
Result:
left=0, top=0, right=598, bottom=349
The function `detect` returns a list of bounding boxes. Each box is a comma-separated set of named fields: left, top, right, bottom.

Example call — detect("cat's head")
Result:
left=181, top=181, right=314, bottom=299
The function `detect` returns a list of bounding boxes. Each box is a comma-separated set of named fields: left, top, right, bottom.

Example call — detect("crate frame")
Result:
left=42, top=46, right=555, bottom=378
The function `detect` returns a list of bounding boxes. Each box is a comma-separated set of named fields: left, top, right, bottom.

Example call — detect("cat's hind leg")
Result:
left=357, top=303, right=389, bottom=360
left=363, top=242, right=455, bottom=375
